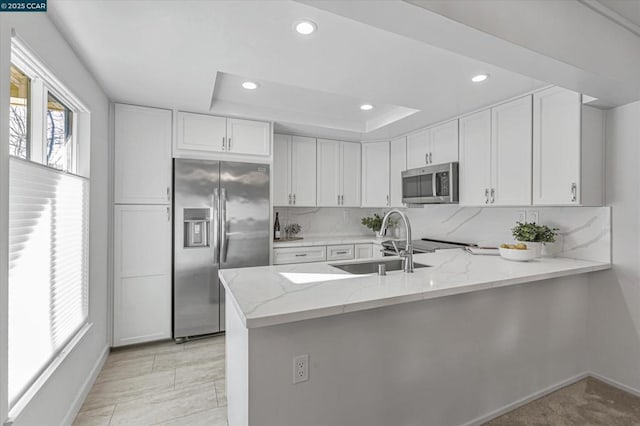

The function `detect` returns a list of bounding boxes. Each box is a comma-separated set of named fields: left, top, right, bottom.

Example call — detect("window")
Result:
left=9, top=65, right=30, bottom=159
left=7, top=39, right=90, bottom=412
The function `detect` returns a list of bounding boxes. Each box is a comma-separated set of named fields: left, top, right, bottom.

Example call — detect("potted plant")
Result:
left=361, top=213, right=395, bottom=238
left=511, top=221, right=559, bottom=256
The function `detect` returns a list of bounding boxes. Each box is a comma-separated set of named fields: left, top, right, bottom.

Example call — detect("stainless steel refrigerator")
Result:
left=173, top=159, right=270, bottom=339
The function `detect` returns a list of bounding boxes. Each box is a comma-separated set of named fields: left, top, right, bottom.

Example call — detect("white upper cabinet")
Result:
left=176, top=111, right=226, bottom=153
left=491, top=96, right=532, bottom=205
left=317, top=139, right=361, bottom=207
left=406, top=121, right=458, bottom=169
left=460, top=97, right=532, bottom=206
left=361, top=141, right=390, bottom=207
left=532, top=87, right=603, bottom=206
left=429, top=120, right=459, bottom=165
left=114, top=104, right=172, bottom=205
left=226, top=118, right=270, bottom=156
left=459, top=110, right=492, bottom=206
left=273, top=134, right=292, bottom=206
left=273, top=134, right=316, bottom=206
left=389, top=136, right=407, bottom=207
left=175, top=111, right=270, bottom=158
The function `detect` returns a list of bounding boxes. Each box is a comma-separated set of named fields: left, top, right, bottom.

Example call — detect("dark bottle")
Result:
left=274, top=212, right=281, bottom=240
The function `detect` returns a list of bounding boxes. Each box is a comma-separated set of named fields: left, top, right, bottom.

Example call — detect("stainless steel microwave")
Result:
left=402, top=162, right=459, bottom=204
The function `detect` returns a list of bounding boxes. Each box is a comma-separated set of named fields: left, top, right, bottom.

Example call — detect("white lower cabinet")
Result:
left=114, top=205, right=172, bottom=347
left=327, top=244, right=355, bottom=261
left=354, top=243, right=374, bottom=259
left=273, top=246, right=327, bottom=265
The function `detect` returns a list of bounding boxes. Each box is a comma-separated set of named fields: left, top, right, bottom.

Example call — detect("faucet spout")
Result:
left=380, top=209, right=413, bottom=273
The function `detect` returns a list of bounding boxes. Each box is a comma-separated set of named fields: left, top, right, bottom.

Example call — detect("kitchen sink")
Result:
left=330, top=259, right=430, bottom=275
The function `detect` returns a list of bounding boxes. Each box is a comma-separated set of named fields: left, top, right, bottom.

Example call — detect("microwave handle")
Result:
left=432, top=173, right=437, bottom=197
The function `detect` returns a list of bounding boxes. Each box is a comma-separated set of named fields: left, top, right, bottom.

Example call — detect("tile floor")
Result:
left=73, top=335, right=227, bottom=426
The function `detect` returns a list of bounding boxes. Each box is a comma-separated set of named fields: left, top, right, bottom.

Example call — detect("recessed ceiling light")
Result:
left=242, top=81, right=258, bottom=90
left=295, top=20, right=317, bottom=35
left=471, top=74, right=489, bottom=83
left=360, top=104, right=374, bottom=111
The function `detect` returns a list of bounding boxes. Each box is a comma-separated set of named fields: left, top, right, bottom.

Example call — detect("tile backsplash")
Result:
left=274, top=207, right=394, bottom=238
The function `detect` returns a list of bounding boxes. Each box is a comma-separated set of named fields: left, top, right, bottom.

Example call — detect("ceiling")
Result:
left=47, top=0, right=550, bottom=139
left=595, top=0, right=640, bottom=29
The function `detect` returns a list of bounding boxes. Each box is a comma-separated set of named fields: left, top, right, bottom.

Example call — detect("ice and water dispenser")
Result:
left=183, top=208, right=210, bottom=248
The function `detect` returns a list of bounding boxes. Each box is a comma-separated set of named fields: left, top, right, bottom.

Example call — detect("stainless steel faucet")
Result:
left=380, top=209, right=413, bottom=273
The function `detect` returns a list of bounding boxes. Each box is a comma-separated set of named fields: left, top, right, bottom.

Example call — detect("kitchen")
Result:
left=0, top=1, right=639, bottom=425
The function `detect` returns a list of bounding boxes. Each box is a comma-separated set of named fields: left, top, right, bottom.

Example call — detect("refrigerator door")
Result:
left=219, top=161, right=270, bottom=330
left=174, top=159, right=221, bottom=338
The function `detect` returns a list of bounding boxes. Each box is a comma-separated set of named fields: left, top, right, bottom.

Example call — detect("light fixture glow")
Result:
left=242, top=81, right=258, bottom=90
left=360, top=104, right=374, bottom=111
left=471, top=74, right=489, bottom=83
left=295, top=20, right=317, bottom=35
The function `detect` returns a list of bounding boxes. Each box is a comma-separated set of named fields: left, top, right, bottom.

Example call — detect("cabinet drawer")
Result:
left=273, top=246, right=327, bottom=265
left=327, top=244, right=355, bottom=261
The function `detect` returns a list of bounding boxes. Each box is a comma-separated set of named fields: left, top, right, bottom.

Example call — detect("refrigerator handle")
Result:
left=212, top=188, right=220, bottom=264
left=220, top=188, right=228, bottom=263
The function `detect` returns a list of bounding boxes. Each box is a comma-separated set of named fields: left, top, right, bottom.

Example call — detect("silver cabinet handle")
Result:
left=490, top=188, right=495, bottom=204
left=386, top=194, right=390, bottom=206
left=337, top=194, right=340, bottom=205
left=289, top=194, right=292, bottom=205
left=335, top=251, right=348, bottom=255
left=166, top=186, right=171, bottom=202
left=295, top=253, right=307, bottom=257
left=220, top=188, right=228, bottom=263
left=166, top=206, right=171, bottom=221
left=484, top=188, right=489, bottom=204
left=222, top=137, right=226, bottom=150
left=293, top=194, right=296, bottom=205
left=212, top=189, right=220, bottom=264
left=340, top=195, right=344, bottom=205
left=228, top=138, right=232, bottom=150
left=571, top=182, right=577, bottom=202
left=425, top=153, right=428, bottom=164
left=429, top=152, right=433, bottom=164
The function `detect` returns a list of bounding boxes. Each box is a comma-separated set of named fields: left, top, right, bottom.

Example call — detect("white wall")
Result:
left=588, top=101, right=640, bottom=392
left=0, top=13, right=109, bottom=425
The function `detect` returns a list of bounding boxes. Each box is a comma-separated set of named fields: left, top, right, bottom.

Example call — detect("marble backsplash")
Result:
left=274, top=205, right=611, bottom=263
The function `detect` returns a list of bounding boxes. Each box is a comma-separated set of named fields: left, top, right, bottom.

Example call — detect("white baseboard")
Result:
left=61, top=345, right=110, bottom=426
left=461, top=372, right=590, bottom=426
left=588, top=371, right=640, bottom=398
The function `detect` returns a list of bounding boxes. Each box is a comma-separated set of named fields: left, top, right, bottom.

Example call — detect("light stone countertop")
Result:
left=219, top=249, right=611, bottom=329
left=272, top=234, right=389, bottom=248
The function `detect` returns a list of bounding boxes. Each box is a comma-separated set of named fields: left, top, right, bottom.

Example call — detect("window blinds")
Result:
left=8, top=157, right=89, bottom=407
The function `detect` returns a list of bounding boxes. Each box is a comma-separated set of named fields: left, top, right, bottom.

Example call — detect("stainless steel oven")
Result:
left=401, top=162, right=458, bottom=204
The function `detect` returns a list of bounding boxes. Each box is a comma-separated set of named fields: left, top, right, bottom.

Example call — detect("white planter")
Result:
left=523, top=241, right=542, bottom=257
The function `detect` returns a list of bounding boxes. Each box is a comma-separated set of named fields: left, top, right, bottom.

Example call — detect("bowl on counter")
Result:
left=498, top=247, right=538, bottom=262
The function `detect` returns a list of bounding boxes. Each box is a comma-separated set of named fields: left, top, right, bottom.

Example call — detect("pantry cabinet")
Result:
left=175, top=111, right=270, bottom=158
left=459, top=96, right=532, bottom=206
left=361, top=141, right=390, bottom=207
left=532, top=87, right=604, bottom=206
left=273, top=134, right=316, bottom=206
left=114, top=104, right=172, bottom=205
left=113, top=204, right=172, bottom=346
left=406, top=120, right=458, bottom=169
left=317, top=139, right=361, bottom=207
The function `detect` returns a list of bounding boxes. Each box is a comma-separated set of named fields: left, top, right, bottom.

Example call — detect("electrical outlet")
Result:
left=527, top=210, right=539, bottom=224
left=515, top=210, right=526, bottom=223
left=293, top=354, right=309, bottom=384
left=343, top=210, right=350, bottom=221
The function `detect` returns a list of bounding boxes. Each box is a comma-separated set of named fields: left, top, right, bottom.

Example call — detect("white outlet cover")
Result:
left=293, top=354, right=309, bottom=384
left=527, top=210, right=540, bottom=224
left=515, top=210, right=526, bottom=223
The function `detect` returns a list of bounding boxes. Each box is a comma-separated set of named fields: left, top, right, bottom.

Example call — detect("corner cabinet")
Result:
left=273, top=134, right=316, bottom=206
left=114, top=104, right=172, bottom=204
left=317, top=139, right=361, bottom=207
left=532, top=87, right=604, bottom=206
left=113, top=205, right=172, bottom=346
left=175, top=111, right=271, bottom=158
left=361, top=141, right=391, bottom=207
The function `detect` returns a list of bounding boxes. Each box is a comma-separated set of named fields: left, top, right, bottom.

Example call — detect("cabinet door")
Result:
left=459, top=110, right=492, bottom=206
left=227, top=118, right=270, bottom=156
left=317, top=139, right=341, bottom=206
left=389, top=136, right=407, bottom=207
left=491, top=96, right=532, bottom=206
left=533, top=87, right=581, bottom=205
left=114, top=205, right=172, bottom=346
left=354, top=243, right=374, bottom=259
left=273, top=134, right=291, bottom=206
left=291, top=136, right=317, bottom=206
left=341, top=142, right=361, bottom=207
left=429, top=120, right=459, bottom=165
left=176, top=111, right=226, bottom=153
left=361, top=141, right=390, bottom=207
left=406, top=129, right=429, bottom=169
left=114, top=104, right=172, bottom=204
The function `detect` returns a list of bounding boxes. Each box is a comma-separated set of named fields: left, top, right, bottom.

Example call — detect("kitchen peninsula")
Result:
left=220, top=250, right=610, bottom=426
